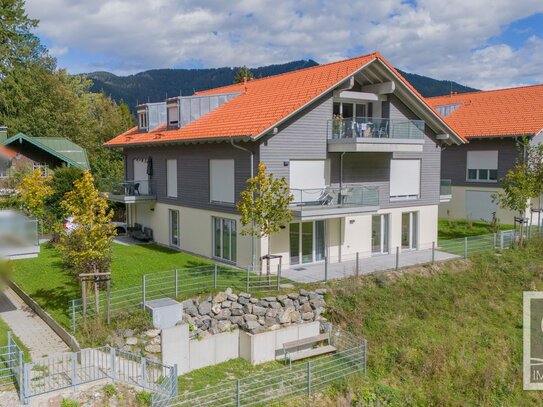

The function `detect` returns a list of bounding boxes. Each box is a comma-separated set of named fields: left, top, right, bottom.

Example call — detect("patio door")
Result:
left=401, top=212, right=417, bottom=250
left=169, top=209, right=180, bottom=247
left=289, top=220, right=325, bottom=265
left=372, top=214, right=389, bottom=254
left=133, top=159, right=149, bottom=194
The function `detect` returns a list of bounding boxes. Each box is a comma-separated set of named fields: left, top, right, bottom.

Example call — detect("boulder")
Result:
left=299, top=289, right=309, bottom=297
left=209, top=327, right=221, bottom=335
left=231, top=302, right=243, bottom=310
left=244, top=314, right=257, bottom=321
left=308, top=292, right=319, bottom=301
left=263, top=297, right=277, bottom=302
left=126, top=337, right=138, bottom=346
left=315, top=288, right=327, bottom=295
left=277, top=307, right=296, bottom=324
left=300, top=302, right=312, bottom=313
left=221, top=300, right=232, bottom=308
left=227, top=293, right=239, bottom=302
left=238, top=296, right=249, bottom=305
left=218, top=320, right=232, bottom=332
left=265, top=309, right=278, bottom=318
left=287, top=293, right=300, bottom=300
left=230, top=316, right=244, bottom=325
left=245, top=320, right=260, bottom=331
left=212, top=303, right=222, bottom=315
left=269, top=302, right=282, bottom=309
left=231, top=308, right=243, bottom=316
left=119, top=329, right=134, bottom=338
left=225, top=287, right=233, bottom=295
left=216, top=309, right=231, bottom=320
left=239, top=292, right=251, bottom=298
left=302, top=312, right=314, bottom=321
left=249, top=297, right=258, bottom=304
left=185, top=305, right=198, bottom=317
left=252, top=305, right=267, bottom=316
left=213, top=292, right=228, bottom=303
left=181, top=299, right=194, bottom=309
left=242, top=304, right=253, bottom=314
left=145, top=344, right=161, bottom=354
left=198, top=301, right=212, bottom=315
left=145, top=329, right=161, bottom=338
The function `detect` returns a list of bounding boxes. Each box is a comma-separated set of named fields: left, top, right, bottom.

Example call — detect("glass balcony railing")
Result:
left=327, top=117, right=425, bottom=140
left=440, top=179, right=452, bottom=197
left=290, top=185, right=379, bottom=211
left=98, top=179, right=157, bottom=198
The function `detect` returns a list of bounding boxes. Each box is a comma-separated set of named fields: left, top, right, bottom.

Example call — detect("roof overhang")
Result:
left=105, top=135, right=253, bottom=149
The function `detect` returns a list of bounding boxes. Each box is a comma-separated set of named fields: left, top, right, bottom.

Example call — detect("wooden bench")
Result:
left=283, top=333, right=337, bottom=366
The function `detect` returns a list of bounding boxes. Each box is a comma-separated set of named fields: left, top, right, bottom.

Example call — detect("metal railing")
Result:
left=290, top=186, right=379, bottom=210
left=0, top=332, right=24, bottom=398
left=161, top=324, right=366, bottom=407
left=98, top=178, right=157, bottom=197
left=69, top=264, right=285, bottom=332
left=440, top=179, right=452, bottom=197
left=327, top=117, right=425, bottom=140
left=22, top=345, right=176, bottom=404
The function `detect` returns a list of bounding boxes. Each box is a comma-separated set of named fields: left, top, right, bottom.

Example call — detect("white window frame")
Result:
left=166, top=159, right=178, bottom=198
left=289, top=220, right=326, bottom=265
left=389, top=159, right=421, bottom=201
left=169, top=209, right=180, bottom=247
left=401, top=211, right=418, bottom=251
left=167, top=105, right=179, bottom=127
left=212, top=217, right=237, bottom=263
left=138, top=111, right=148, bottom=130
left=333, top=101, right=369, bottom=119
left=466, top=151, right=498, bottom=183
left=371, top=214, right=389, bottom=255
left=209, top=159, right=235, bottom=205
left=32, top=162, right=48, bottom=177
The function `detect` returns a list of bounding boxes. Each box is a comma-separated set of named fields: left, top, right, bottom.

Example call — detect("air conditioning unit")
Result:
left=145, top=298, right=183, bottom=330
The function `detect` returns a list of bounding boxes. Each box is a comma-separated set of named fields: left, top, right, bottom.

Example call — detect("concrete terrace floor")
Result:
left=281, top=249, right=460, bottom=283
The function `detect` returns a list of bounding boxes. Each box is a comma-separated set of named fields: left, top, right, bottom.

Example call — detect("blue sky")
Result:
left=26, top=1, right=543, bottom=90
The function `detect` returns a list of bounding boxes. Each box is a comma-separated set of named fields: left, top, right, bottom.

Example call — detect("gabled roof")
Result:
left=0, top=145, right=16, bottom=160
left=427, top=84, right=543, bottom=139
left=3, top=134, right=90, bottom=169
left=106, top=52, right=463, bottom=147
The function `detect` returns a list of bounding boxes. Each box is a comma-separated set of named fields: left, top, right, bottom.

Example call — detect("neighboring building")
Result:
left=105, top=52, right=463, bottom=271
left=428, top=85, right=543, bottom=224
left=0, top=127, right=90, bottom=192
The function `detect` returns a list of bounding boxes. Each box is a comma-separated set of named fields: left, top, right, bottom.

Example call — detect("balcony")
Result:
left=440, top=179, right=452, bottom=202
left=327, top=117, right=426, bottom=153
left=99, top=179, right=157, bottom=203
left=290, top=185, right=379, bottom=219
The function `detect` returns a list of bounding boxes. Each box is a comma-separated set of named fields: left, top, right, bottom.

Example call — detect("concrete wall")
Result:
left=239, top=321, right=321, bottom=365
left=162, top=321, right=321, bottom=375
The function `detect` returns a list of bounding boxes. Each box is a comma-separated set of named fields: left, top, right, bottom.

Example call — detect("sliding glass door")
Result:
left=372, top=214, right=389, bottom=254
left=290, top=220, right=326, bottom=265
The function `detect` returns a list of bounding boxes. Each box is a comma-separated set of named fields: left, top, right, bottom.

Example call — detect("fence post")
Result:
left=71, top=300, right=76, bottom=333
left=356, top=252, right=360, bottom=277
left=362, top=339, right=367, bottom=373
left=173, top=364, right=178, bottom=397
left=493, top=233, right=497, bottom=249
left=500, top=231, right=504, bottom=250
left=236, top=378, right=241, bottom=407
left=18, top=350, right=23, bottom=403
left=276, top=264, right=281, bottom=291
left=213, top=264, right=218, bottom=290
left=464, top=237, right=468, bottom=259
left=174, top=269, right=179, bottom=298
left=24, top=363, right=30, bottom=403
left=110, top=347, right=116, bottom=383
left=141, top=357, right=147, bottom=388
left=246, top=266, right=250, bottom=293
left=71, top=352, right=77, bottom=391
left=431, top=242, right=435, bottom=264
left=324, top=256, right=328, bottom=283
left=395, top=247, right=399, bottom=271
left=307, top=361, right=312, bottom=397
left=142, top=275, right=146, bottom=310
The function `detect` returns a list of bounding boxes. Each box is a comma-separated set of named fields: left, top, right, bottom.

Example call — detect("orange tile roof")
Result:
left=427, top=84, right=543, bottom=139
left=0, top=145, right=16, bottom=159
left=106, top=52, right=459, bottom=146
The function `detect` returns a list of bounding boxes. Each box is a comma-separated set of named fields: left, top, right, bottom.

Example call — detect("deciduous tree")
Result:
left=17, top=168, right=53, bottom=226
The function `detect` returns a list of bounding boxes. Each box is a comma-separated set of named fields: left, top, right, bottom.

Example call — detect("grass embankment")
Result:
left=10, top=243, right=213, bottom=328
left=318, top=238, right=543, bottom=406
left=438, top=218, right=513, bottom=240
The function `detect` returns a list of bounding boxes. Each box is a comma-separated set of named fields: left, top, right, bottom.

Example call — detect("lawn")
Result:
left=322, top=238, right=543, bottom=406
left=10, top=242, right=214, bottom=329
left=438, top=218, right=514, bottom=240
left=0, top=316, right=31, bottom=362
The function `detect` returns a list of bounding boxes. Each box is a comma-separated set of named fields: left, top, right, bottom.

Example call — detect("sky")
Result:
left=25, top=0, right=543, bottom=90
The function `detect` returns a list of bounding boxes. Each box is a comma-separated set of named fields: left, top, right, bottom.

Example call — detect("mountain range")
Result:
left=86, top=60, right=478, bottom=110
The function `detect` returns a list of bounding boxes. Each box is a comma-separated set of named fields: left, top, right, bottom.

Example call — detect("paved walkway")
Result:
left=282, top=248, right=460, bottom=283
left=0, top=287, right=69, bottom=359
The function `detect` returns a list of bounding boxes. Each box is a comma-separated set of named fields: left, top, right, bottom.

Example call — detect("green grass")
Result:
left=0, top=316, right=31, bottom=362
left=323, top=238, right=543, bottom=406
left=438, top=218, right=513, bottom=240
left=10, top=242, right=213, bottom=328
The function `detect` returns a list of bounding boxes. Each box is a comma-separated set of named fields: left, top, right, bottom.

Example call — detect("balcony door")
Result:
left=372, top=214, right=389, bottom=254
left=133, top=159, right=149, bottom=194
left=169, top=209, right=180, bottom=248
left=401, top=212, right=418, bottom=250
left=290, top=221, right=325, bottom=265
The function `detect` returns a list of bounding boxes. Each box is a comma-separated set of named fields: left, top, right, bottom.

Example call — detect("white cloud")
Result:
left=25, top=0, right=543, bottom=88
left=49, top=46, right=68, bottom=57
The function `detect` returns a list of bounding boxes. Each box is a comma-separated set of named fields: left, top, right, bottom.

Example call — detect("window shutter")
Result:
left=210, top=159, right=235, bottom=203
left=390, top=159, right=421, bottom=198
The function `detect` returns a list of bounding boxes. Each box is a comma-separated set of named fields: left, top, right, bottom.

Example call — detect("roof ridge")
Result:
left=195, top=52, right=379, bottom=95
left=428, top=82, right=543, bottom=100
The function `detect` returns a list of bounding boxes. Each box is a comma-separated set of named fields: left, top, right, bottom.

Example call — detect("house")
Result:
left=0, top=126, right=90, bottom=192
left=105, top=52, right=464, bottom=271
left=428, top=84, right=543, bottom=225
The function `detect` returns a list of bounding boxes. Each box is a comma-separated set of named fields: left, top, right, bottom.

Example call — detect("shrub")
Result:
left=60, top=399, right=79, bottom=407
left=135, top=391, right=152, bottom=406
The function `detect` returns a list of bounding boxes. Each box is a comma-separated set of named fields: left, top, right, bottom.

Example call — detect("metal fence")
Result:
left=163, top=325, right=366, bottom=407
left=22, top=345, right=176, bottom=404
left=0, top=332, right=24, bottom=400
left=69, top=264, right=283, bottom=332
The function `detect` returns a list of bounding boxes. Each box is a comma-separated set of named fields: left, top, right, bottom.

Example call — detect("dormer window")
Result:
left=138, top=111, right=148, bottom=130
left=167, top=104, right=179, bottom=128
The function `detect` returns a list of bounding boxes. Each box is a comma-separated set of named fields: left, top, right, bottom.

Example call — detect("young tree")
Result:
left=237, top=163, right=293, bottom=275
left=59, top=170, right=116, bottom=277
left=17, top=168, right=53, bottom=227
left=47, top=165, right=84, bottom=220
left=233, top=66, right=254, bottom=83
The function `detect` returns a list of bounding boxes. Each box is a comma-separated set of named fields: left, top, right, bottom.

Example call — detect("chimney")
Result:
left=0, top=126, right=7, bottom=143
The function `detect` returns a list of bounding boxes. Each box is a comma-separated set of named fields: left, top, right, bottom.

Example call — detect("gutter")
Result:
left=229, top=137, right=256, bottom=269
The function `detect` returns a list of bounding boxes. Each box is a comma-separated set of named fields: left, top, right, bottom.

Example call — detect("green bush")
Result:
left=135, top=391, right=152, bottom=406
left=102, top=383, right=117, bottom=398
left=60, top=399, right=79, bottom=407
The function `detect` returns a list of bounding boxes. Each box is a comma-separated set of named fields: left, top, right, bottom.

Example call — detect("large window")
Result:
left=166, top=159, right=178, bottom=198
left=210, top=159, right=235, bottom=204
left=372, top=214, right=389, bottom=254
left=466, top=151, right=498, bottom=182
left=289, top=221, right=325, bottom=265
left=213, top=217, right=237, bottom=262
left=169, top=209, right=180, bottom=247
left=333, top=101, right=372, bottom=118
left=390, top=159, right=420, bottom=201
